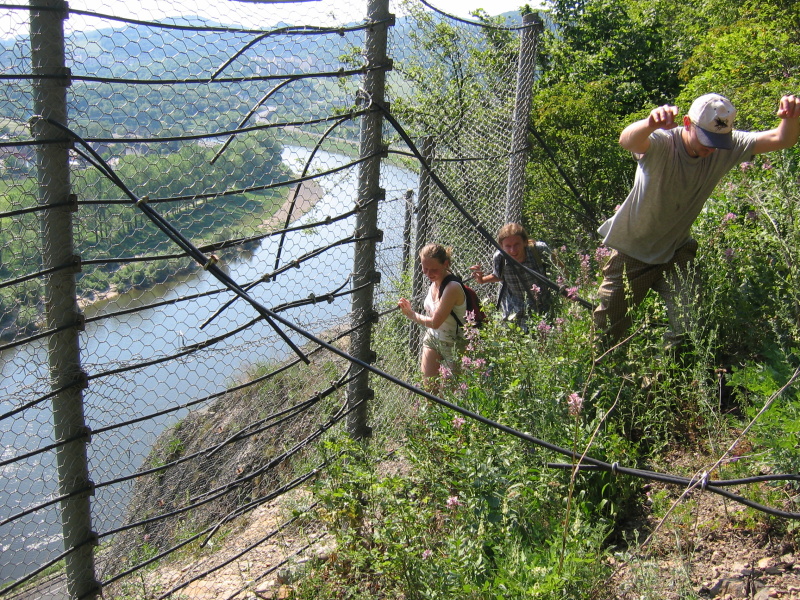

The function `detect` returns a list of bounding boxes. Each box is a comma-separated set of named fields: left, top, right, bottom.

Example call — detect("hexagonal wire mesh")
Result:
left=0, top=0, right=533, bottom=596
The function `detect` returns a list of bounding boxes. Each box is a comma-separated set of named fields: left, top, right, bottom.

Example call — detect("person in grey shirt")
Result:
left=594, top=93, right=800, bottom=348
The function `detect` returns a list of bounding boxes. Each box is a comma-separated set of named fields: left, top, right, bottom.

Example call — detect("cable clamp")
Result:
left=79, top=425, right=92, bottom=444
left=68, top=254, right=82, bottom=274
left=308, top=293, right=316, bottom=304
left=353, top=271, right=381, bottom=287
left=37, top=0, right=69, bottom=17
left=79, top=478, right=96, bottom=499
left=27, top=115, right=43, bottom=136
left=611, top=462, right=619, bottom=476
left=356, top=188, right=385, bottom=209
left=37, top=66, right=71, bottom=87
left=73, top=369, right=89, bottom=390
left=355, top=89, right=373, bottom=109
left=136, top=195, right=149, bottom=207
left=75, top=311, right=85, bottom=332
left=203, top=254, right=219, bottom=270
left=85, top=530, right=100, bottom=548
left=700, top=471, right=709, bottom=491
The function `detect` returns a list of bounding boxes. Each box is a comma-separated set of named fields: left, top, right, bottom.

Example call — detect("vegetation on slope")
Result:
left=285, top=1, right=800, bottom=597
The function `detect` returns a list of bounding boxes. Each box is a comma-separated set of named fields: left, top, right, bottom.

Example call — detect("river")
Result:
left=0, top=146, right=417, bottom=584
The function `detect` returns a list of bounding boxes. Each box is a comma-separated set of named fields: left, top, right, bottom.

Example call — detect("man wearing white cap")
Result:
left=594, top=93, right=800, bottom=348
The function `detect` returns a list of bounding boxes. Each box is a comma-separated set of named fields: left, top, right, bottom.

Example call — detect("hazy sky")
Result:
left=0, top=0, right=541, bottom=39
left=421, top=0, right=532, bottom=18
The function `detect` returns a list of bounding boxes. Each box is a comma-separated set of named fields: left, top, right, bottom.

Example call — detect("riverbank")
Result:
left=74, top=179, right=326, bottom=314
left=263, top=179, right=326, bottom=230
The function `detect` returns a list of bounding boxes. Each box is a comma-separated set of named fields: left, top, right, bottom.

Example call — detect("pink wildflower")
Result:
left=530, top=284, right=541, bottom=297
left=439, top=365, right=452, bottom=379
left=580, top=253, right=591, bottom=284
left=763, top=161, right=773, bottom=170
left=422, top=549, right=433, bottom=559
left=567, top=392, right=583, bottom=417
left=740, top=162, right=753, bottom=172
left=723, top=248, right=735, bottom=262
left=453, top=416, right=465, bottom=429
left=595, top=245, right=611, bottom=264
left=721, top=212, right=737, bottom=225
left=537, top=320, right=552, bottom=333
left=463, top=325, right=480, bottom=342
left=447, top=495, right=462, bottom=509
left=565, top=286, right=579, bottom=300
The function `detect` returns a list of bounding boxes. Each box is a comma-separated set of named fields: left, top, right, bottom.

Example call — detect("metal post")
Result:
left=402, top=189, right=414, bottom=274
left=346, top=0, right=392, bottom=440
left=505, top=12, right=543, bottom=224
left=30, top=0, right=98, bottom=597
left=409, top=136, right=434, bottom=357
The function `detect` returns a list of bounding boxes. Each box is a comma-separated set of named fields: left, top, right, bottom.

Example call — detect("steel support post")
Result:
left=346, top=0, right=392, bottom=440
left=505, top=12, right=543, bottom=224
left=30, top=0, right=98, bottom=597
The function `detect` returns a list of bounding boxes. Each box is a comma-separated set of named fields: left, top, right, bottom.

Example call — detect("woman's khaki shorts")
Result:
left=422, top=330, right=466, bottom=370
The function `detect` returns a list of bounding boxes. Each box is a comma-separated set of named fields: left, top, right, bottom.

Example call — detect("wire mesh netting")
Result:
left=1, top=0, right=531, bottom=596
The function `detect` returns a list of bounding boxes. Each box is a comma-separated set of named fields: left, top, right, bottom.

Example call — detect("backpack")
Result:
left=439, top=274, right=487, bottom=329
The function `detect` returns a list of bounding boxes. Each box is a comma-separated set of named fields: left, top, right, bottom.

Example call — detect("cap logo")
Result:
left=713, top=116, right=728, bottom=130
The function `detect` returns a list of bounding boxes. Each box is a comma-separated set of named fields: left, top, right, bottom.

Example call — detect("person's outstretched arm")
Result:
left=470, top=264, right=501, bottom=284
left=752, top=95, right=800, bottom=155
left=619, top=105, right=679, bottom=155
left=397, top=282, right=464, bottom=330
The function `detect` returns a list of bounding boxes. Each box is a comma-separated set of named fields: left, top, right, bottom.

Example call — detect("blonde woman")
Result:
left=398, top=243, right=467, bottom=386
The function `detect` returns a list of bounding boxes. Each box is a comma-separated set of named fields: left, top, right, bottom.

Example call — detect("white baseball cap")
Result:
left=687, top=93, right=736, bottom=149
